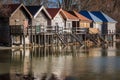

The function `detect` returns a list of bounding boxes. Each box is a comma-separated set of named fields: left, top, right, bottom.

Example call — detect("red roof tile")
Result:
left=62, top=10, right=78, bottom=20
left=68, top=11, right=92, bottom=22
left=46, top=8, right=61, bottom=19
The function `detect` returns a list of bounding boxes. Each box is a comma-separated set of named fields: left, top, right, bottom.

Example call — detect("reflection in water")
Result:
left=0, top=50, right=11, bottom=80
left=0, top=42, right=120, bottom=80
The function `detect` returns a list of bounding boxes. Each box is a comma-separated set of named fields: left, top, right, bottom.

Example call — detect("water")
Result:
left=0, top=42, right=120, bottom=80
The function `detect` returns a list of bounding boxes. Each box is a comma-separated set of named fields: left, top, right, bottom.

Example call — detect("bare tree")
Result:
left=0, top=2, right=10, bottom=16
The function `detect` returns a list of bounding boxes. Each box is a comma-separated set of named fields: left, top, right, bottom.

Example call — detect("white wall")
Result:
left=51, top=13, right=65, bottom=29
left=93, top=22, right=102, bottom=34
left=65, top=21, right=72, bottom=33
left=107, top=23, right=116, bottom=34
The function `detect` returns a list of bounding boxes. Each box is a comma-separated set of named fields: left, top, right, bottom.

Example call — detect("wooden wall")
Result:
left=51, top=13, right=65, bottom=28
left=32, top=11, right=49, bottom=26
left=9, top=8, right=27, bottom=26
left=80, top=21, right=90, bottom=28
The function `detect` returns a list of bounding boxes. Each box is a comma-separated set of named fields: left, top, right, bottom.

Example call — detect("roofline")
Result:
left=34, top=6, right=52, bottom=19
left=101, top=11, right=117, bottom=23
left=61, top=10, right=68, bottom=19
left=52, top=8, right=62, bottom=19
left=11, top=3, right=33, bottom=18
left=73, top=10, right=92, bottom=22
left=67, top=18, right=79, bottom=21
left=80, top=20, right=92, bottom=23
left=22, top=4, right=33, bottom=18
left=91, top=11, right=117, bottom=23
left=61, top=10, right=79, bottom=21
left=10, top=4, right=21, bottom=17
left=89, top=11, right=103, bottom=22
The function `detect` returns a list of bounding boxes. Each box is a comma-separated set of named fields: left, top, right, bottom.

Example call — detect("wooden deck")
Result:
left=8, top=25, right=113, bottom=47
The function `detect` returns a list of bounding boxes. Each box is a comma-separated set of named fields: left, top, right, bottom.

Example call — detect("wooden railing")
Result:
left=72, top=27, right=89, bottom=34
left=10, top=25, right=89, bottom=35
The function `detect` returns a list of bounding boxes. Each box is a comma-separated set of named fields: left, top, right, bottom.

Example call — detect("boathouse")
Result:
left=9, top=4, right=32, bottom=47
left=47, top=8, right=81, bottom=45
left=0, top=3, right=32, bottom=46
left=91, top=11, right=117, bottom=41
left=46, top=8, right=65, bottom=33
left=26, top=5, right=52, bottom=45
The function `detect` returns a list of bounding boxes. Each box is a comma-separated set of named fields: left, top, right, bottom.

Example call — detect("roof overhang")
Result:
left=34, top=6, right=52, bottom=19
left=11, top=3, right=33, bottom=18
left=67, top=19, right=79, bottom=21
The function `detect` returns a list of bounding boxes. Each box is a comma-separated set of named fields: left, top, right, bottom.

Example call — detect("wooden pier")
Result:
left=9, top=25, right=110, bottom=48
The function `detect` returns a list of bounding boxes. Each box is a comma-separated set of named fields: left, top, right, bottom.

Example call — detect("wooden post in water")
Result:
left=38, top=34, right=40, bottom=46
left=34, top=26, right=37, bottom=46
left=44, top=26, right=46, bottom=46
left=51, top=33, right=54, bottom=46
left=23, top=26, right=25, bottom=48
left=31, top=26, right=34, bottom=46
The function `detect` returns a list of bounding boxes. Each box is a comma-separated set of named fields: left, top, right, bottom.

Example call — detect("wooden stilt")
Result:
left=31, top=26, right=33, bottom=46
left=38, top=34, right=40, bottom=46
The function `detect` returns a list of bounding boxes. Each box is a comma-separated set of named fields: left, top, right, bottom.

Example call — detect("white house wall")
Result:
left=51, top=13, right=65, bottom=29
left=93, top=22, right=102, bottom=33
left=65, top=21, right=72, bottom=32
left=107, top=23, right=116, bottom=34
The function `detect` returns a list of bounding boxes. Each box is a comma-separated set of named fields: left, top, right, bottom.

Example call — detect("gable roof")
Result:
left=46, top=8, right=61, bottom=19
left=68, top=11, right=92, bottom=22
left=4, top=4, right=20, bottom=15
left=61, top=10, right=79, bottom=21
left=4, top=3, right=32, bottom=18
left=47, top=8, right=79, bottom=21
left=91, top=11, right=117, bottom=23
left=79, top=10, right=103, bottom=22
left=27, top=5, right=51, bottom=19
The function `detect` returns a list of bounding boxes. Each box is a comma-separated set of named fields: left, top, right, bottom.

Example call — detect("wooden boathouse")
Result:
left=26, top=5, right=52, bottom=46
left=9, top=4, right=32, bottom=47
left=91, top=11, right=117, bottom=42
left=0, top=3, right=32, bottom=47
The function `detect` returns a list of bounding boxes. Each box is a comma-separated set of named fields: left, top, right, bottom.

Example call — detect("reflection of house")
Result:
left=79, top=10, right=103, bottom=34
left=0, top=3, right=32, bottom=46
left=0, top=51, right=11, bottom=76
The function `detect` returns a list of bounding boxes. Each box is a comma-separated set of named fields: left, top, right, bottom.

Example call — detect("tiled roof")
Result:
left=79, top=10, right=103, bottom=22
left=26, top=6, right=42, bottom=16
left=91, top=11, right=117, bottom=23
left=46, top=8, right=61, bottom=19
left=62, top=10, right=78, bottom=20
left=68, top=11, right=92, bottom=22
left=47, top=8, right=78, bottom=20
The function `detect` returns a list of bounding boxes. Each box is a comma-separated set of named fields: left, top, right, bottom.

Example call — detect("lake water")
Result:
left=0, top=42, right=120, bottom=80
